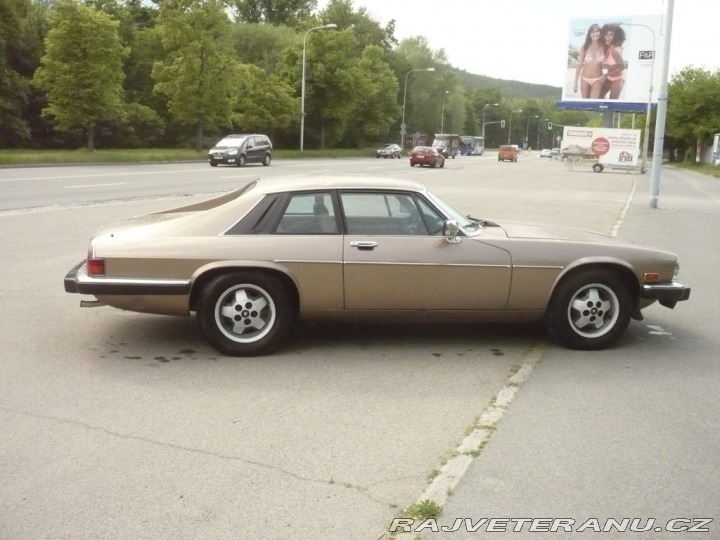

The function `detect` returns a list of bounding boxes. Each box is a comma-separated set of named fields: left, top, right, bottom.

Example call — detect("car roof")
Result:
left=251, top=175, right=427, bottom=196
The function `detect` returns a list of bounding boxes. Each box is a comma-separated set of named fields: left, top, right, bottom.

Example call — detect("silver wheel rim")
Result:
left=214, top=284, right=276, bottom=343
left=566, top=283, right=619, bottom=338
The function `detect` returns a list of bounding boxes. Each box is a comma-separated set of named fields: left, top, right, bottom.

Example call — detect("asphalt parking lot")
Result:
left=1, top=155, right=716, bottom=539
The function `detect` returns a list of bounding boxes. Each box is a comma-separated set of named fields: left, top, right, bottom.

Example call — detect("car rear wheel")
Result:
left=197, top=272, right=293, bottom=356
left=545, top=270, right=633, bottom=350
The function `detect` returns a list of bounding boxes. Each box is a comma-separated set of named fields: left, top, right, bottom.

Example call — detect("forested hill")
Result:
left=456, top=69, right=562, bottom=99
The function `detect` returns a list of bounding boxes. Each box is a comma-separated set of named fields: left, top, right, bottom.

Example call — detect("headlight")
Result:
left=228, top=148, right=238, bottom=155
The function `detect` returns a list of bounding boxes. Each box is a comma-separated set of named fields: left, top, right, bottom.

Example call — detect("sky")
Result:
left=318, top=0, right=719, bottom=87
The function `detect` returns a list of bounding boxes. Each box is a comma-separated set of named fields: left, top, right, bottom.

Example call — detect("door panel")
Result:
left=343, top=236, right=512, bottom=310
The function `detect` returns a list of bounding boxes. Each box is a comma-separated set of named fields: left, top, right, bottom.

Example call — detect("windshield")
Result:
left=426, top=191, right=483, bottom=236
left=215, top=136, right=246, bottom=148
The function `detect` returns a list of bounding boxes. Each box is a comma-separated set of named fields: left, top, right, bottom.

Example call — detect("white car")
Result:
left=540, top=149, right=553, bottom=158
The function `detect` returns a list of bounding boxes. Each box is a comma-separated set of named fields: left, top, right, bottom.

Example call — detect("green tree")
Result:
left=32, top=0, right=127, bottom=150
left=342, top=44, right=400, bottom=146
left=230, top=22, right=298, bottom=74
left=232, top=0, right=316, bottom=25
left=153, top=0, right=239, bottom=150
left=667, top=66, right=720, bottom=157
left=229, top=62, right=297, bottom=132
left=1, top=0, right=35, bottom=147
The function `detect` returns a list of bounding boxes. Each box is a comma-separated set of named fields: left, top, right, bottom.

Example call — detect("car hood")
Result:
left=489, top=220, right=618, bottom=243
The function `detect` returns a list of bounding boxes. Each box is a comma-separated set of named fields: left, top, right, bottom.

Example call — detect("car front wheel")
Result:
left=237, top=154, right=246, bottom=167
left=545, top=270, right=633, bottom=350
left=263, top=154, right=271, bottom=166
left=197, top=272, right=293, bottom=356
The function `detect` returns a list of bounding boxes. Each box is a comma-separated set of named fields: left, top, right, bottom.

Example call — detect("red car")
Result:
left=409, top=146, right=445, bottom=168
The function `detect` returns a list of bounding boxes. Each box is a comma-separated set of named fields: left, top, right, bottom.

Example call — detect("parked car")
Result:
left=208, top=134, right=272, bottom=167
left=65, top=176, right=690, bottom=356
left=410, top=146, right=445, bottom=168
left=540, top=149, right=553, bottom=158
left=376, top=143, right=402, bottom=159
left=551, top=147, right=561, bottom=156
left=498, top=145, right=518, bottom=162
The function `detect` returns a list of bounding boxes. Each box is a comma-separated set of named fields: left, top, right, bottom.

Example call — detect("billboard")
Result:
left=559, top=14, right=664, bottom=112
left=562, top=126, right=641, bottom=167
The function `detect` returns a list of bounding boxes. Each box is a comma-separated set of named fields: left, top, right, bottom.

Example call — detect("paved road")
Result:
left=0, top=155, right=712, bottom=539
left=414, top=166, right=720, bottom=539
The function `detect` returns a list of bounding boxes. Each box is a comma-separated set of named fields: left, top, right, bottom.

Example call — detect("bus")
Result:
left=459, top=136, right=485, bottom=156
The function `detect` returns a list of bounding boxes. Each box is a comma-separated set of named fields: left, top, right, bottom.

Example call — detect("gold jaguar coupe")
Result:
left=65, top=176, right=690, bottom=356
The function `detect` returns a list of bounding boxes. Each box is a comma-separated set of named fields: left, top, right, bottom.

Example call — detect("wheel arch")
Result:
left=189, top=265, right=300, bottom=316
left=549, top=261, right=641, bottom=308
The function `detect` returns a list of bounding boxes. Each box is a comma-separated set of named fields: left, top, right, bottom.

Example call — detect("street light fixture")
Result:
left=300, top=23, right=337, bottom=152
left=525, top=115, right=538, bottom=150
left=440, top=90, right=449, bottom=133
left=508, top=109, right=522, bottom=145
left=482, top=103, right=499, bottom=138
left=401, top=68, right=435, bottom=147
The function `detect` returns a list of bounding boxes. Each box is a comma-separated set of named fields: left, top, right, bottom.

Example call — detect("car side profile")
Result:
left=376, top=143, right=402, bottom=159
left=498, top=145, right=518, bottom=162
left=208, top=134, right=272, bottom=167
left=64, top=176, right=690, bottom=357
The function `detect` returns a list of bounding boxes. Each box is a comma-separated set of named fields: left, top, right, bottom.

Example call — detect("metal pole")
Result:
left=300, top=24, right=336, bottom=152
left=482, top=103, right=497, bottom=138
left=440, top=91, right=448, bottom=133
left=649, top=0, right=674, bottom=208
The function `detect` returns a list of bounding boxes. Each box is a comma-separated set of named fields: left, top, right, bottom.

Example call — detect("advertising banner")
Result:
left=560, top=14, right=664, bottom=111
left=562, top=127, right=641, bottom=167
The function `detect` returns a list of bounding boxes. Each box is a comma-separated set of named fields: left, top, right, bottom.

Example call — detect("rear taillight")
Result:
left=87, top=240, right=105, bottom=276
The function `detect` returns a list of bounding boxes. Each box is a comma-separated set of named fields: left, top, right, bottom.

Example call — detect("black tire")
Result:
left=210, top=162, right=218, bottom=167
left=440, top=160, right=445, bottom=168
left=237, top=154, right=246, bottom=167
left=593, top=163, right=604, bottom=173
left=197, top=272, right=293, bottom=356
left=545, top=270, right=633, bottom=350
left=262, top=154, right=271, bottom=166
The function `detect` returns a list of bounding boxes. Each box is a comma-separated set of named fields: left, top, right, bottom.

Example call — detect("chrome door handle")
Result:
left=349, top=241, right=378, bottom=250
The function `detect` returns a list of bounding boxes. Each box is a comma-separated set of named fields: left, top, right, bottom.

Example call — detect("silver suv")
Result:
left=208, top=134, right=272, bottom=167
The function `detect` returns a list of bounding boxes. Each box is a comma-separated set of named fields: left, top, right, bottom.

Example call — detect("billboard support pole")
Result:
left=649, top=0, right=674, bottom=209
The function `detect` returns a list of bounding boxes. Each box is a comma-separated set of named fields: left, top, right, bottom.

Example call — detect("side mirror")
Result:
left=443, top=219, right=461, bottom=244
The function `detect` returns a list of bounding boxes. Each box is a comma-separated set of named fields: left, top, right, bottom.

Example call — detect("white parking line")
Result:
left=64, top=182, right=127, bottom=189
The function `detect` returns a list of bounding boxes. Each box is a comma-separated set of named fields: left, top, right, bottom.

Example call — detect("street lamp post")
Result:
left=300, top=23, right=337, bottom=152
left=508, top=109, right=522, bottom=145
left=440, top=90, right=449, bottom=133
left=401, top=68, right=435, bottom=147
left=482, top=103, right=498, bottom=138
left=525, top=115, right=538, bottom=151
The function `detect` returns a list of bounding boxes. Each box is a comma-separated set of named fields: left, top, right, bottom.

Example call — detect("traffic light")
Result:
left=547, top=122, right=552, bottom=130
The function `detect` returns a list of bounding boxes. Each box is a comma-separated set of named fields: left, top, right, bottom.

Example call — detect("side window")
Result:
left=341, top=192, right=428, bottom=235
left=275, top=192, right=338, bottom=234
left=416, top=197, right=445, bottom=235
